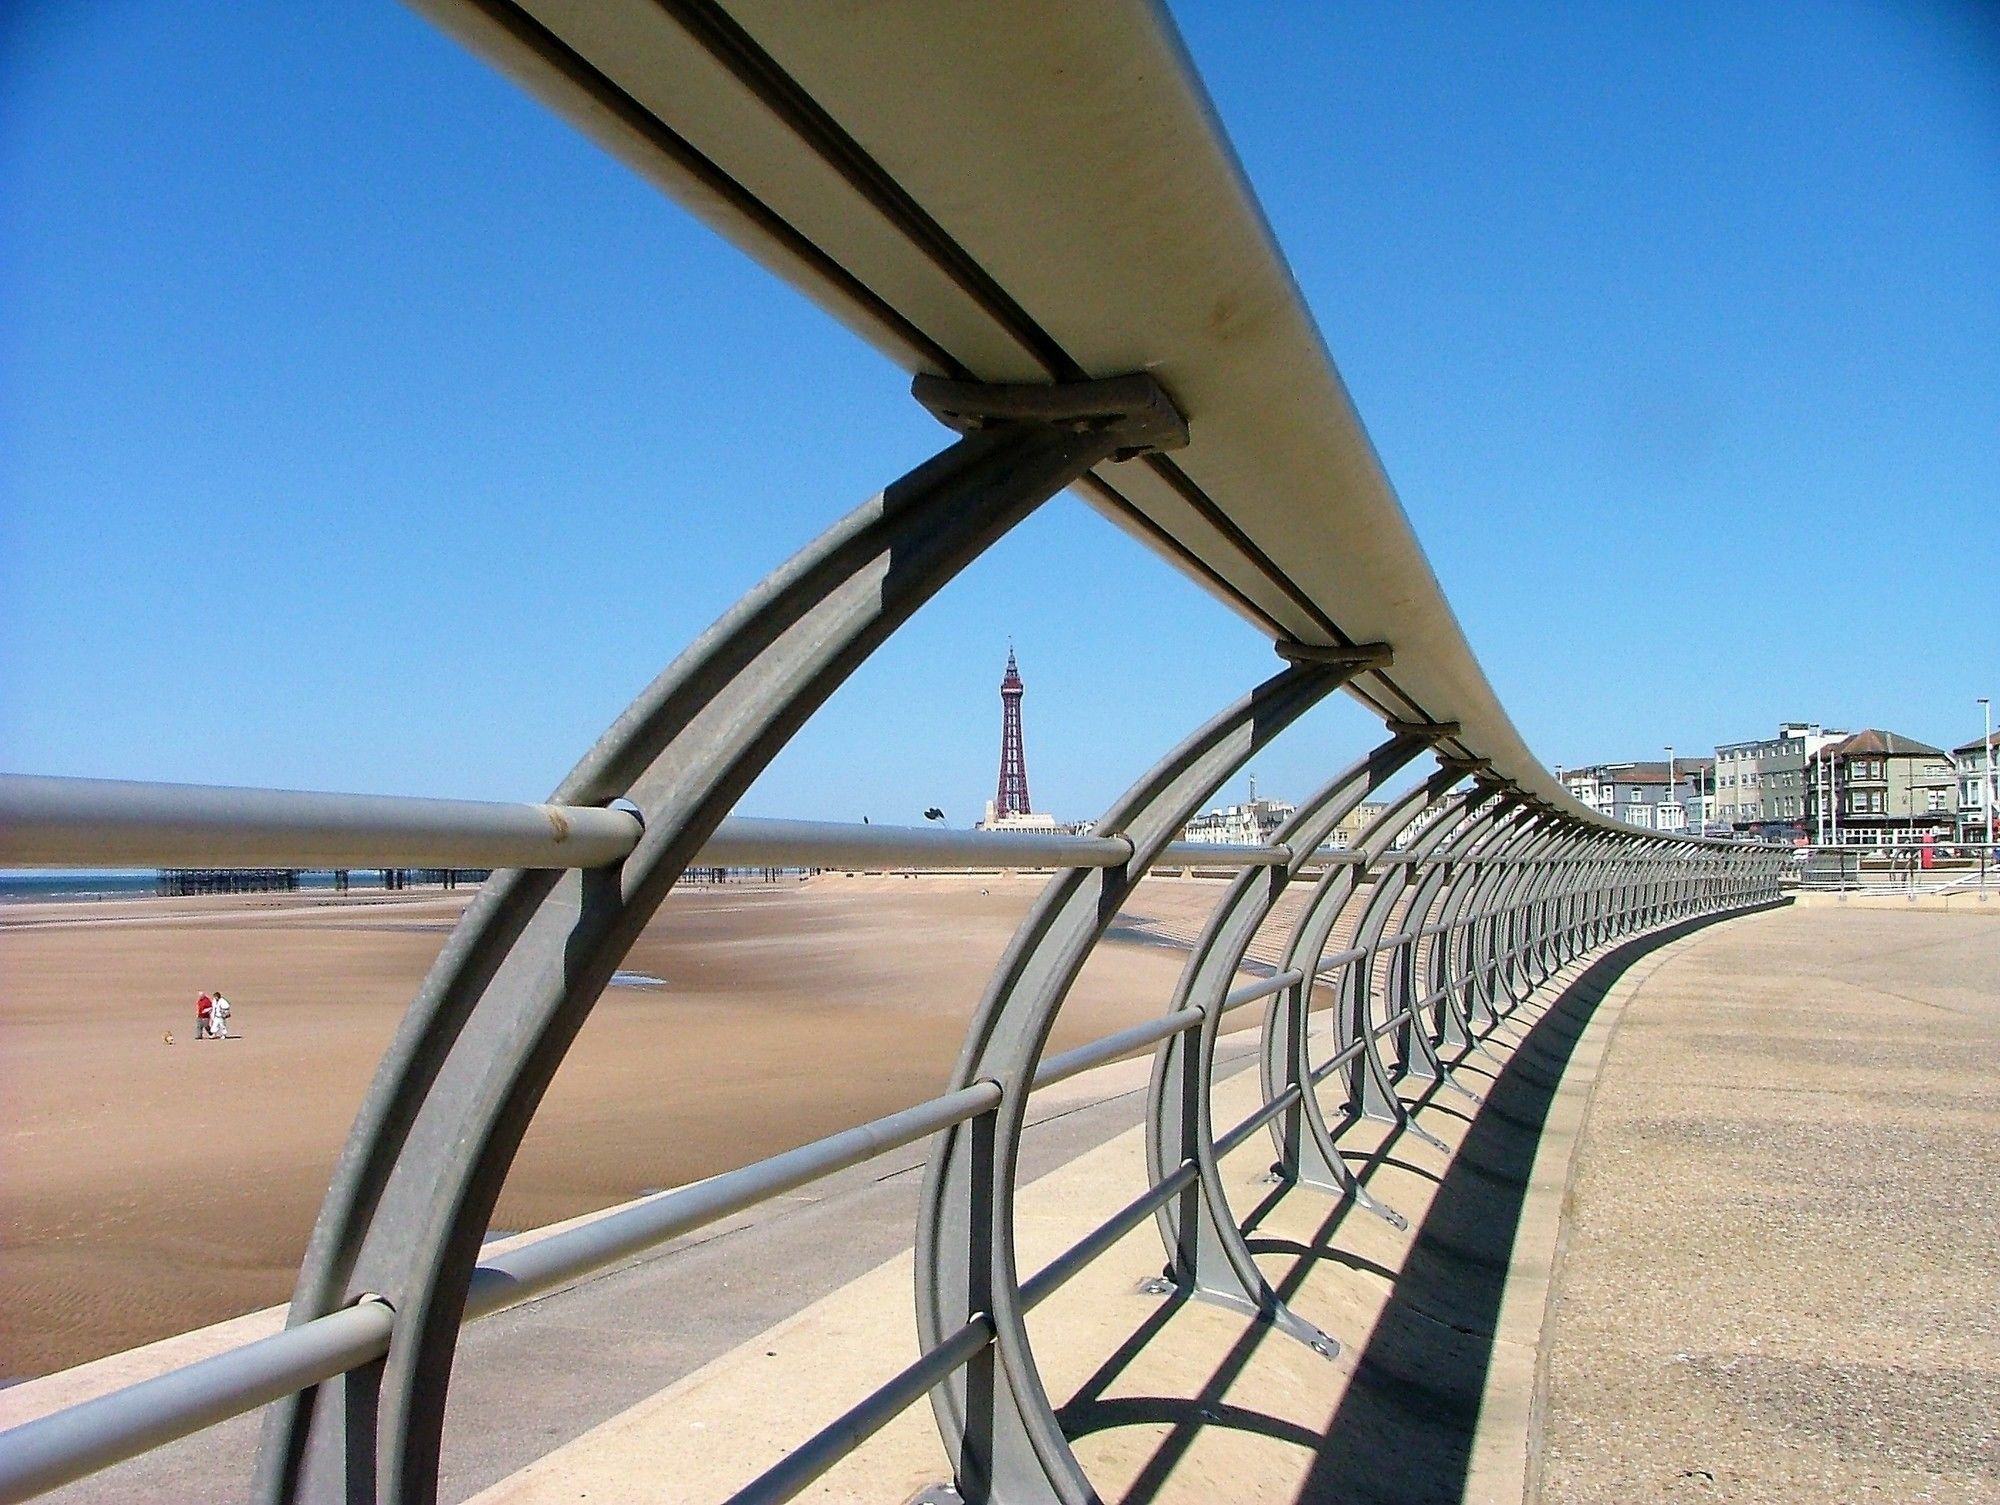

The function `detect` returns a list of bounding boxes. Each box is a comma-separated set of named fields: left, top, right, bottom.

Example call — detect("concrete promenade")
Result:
left=1536, top=904, right=1998, bottom=1503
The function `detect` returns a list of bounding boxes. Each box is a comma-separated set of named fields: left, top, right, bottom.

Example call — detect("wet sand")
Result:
left=0, top=874, right=1271, bottom=1378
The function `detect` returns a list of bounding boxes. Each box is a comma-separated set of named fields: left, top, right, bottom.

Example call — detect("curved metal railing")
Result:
left=0, top=7, right=1792, bottom=1503
left=0, top=758, right=1783, bottom=1505
left=0, top=566, right=1785, bottom=1505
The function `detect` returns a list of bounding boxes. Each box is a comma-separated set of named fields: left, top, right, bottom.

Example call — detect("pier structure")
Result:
left=156, top=869, right=490, bottom=897
left=157, top=869, right=300, bottom=897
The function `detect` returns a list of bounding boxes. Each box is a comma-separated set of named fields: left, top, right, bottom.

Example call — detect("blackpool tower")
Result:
left=993, top=646, right=1033, bottom=818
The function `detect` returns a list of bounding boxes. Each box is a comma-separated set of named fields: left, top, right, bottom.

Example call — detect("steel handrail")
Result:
left=0, top=773, right=1310, bottom=875
left=0, top=1301, right=394, bottom=1504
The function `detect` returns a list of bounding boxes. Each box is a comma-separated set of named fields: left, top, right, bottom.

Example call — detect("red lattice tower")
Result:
left=994, top=646, right=1032, bottom=818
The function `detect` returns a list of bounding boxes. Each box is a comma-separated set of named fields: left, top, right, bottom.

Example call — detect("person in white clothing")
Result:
left=207, top=990, right=232, bottom=1039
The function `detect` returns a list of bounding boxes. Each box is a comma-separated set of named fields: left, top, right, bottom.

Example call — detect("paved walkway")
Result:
left=1534, top=905, right=2000, bottom=1503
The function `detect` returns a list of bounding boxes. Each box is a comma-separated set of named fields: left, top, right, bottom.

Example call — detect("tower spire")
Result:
left=995, top=646, right=1032, bottom=818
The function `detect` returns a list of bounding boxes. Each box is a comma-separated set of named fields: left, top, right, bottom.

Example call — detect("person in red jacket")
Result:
left=196, top=992, right=214, bottom=1040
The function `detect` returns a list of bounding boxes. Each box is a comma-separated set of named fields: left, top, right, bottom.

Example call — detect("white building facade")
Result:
left=1956, top=732, right=1998, bottom=844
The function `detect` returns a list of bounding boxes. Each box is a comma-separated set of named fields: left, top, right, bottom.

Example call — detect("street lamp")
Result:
left=1982, top=697, right=1994, bottom=860
left=1665, top=744, right=1677, bottom=832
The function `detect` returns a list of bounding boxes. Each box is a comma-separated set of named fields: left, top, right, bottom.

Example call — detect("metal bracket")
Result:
left=1274, top=639, right=1393, bottom=669
left=1385, top=718, right=1461, bottom=742
left=912, top=372, right=1189, bottom=459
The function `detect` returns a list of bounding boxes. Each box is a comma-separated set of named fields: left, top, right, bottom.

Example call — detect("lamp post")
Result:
left=1665, top=745, right=1677, bottom=833
left=1982, top=697, right=1993, bottom=879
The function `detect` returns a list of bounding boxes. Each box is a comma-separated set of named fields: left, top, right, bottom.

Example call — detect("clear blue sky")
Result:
left=3, top=2, right=1995, bottom=824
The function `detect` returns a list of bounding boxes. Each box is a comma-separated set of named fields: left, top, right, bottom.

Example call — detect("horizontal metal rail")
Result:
left=724, top=1315, right=995, bottom=1505
left=0, top=1301, right=394, bottom=1505
left=1033, top=1010, right=1202, bottom=1089
left=1370, top=1006, right=1419, bottom=1039
left=1222, top=970, right=1305, bottom=1010
left=1032, top=971, right=1303, bottom=1090
left=1021, top=1162, right=1201, bottom=1310
left=0, top=774, right=641, bottom=871
left=1214, top=1083, right=1304, bottom=1159
left=466, top=1083, right=1002, bottom=1320
left=0, top=774, right=1302, bottom=875
left=1309, top=1039, right=1371, bottom=1086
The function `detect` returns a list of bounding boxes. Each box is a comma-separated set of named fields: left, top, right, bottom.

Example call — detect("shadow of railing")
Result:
left=1059, top=901, right=1783, bottom=1504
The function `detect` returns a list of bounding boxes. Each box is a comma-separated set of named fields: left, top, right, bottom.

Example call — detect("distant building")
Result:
left=1559, top=756, right=1712, bottom=833
left=1184, top=778, right=1294, bottom=845
left=1559, top=761, right=1673, bottom=828
left=1955, top=732, right=1998, bottom=844
left=1328, top=800, right=1389, bottom=848
left=1672, top=758, right=1716, bottom=834
left=1803, top=730, right=1956, bottom=846
left=1712, top=723, right=1847, bottom=839
left=977, top=805, right=1063, bottom=833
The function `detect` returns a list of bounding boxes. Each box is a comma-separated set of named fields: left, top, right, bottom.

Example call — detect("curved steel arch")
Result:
left=1341, top=779, right=1503, bottom=1108
left=1418, top=798, right=1533, bottom=1059
left=1386, top=786, right=1523, bottom=1091
left=1433, top=802, right=1547, bottom=1041
left=1301, top=766, right=1468, bottom=1144
left=913, top=650, right=1377, bottom=1505
left=1139, top=728, right=1428, bottom=1345
left=255, top=375, right=1187, bottom=1505
left=1255, top=756, right=1468, bottom=1206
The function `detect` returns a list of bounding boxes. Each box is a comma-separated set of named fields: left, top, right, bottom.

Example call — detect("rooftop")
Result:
left=1812, top=729, right=1949, bottom=762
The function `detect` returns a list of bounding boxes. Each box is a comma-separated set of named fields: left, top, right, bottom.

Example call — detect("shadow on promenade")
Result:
left=1058, top=903, right=1781, bottom=1504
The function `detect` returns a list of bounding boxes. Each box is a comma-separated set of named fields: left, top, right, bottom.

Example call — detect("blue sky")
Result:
left=3, top=2, right=1995, bottom=825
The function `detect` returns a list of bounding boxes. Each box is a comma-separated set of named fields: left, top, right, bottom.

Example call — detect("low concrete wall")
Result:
left=1793, top=889, right=1999, bottom=912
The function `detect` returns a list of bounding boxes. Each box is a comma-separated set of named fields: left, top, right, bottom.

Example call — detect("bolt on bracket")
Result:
left=1274, top=639, right=1393, bottom=669
left=912, top=372, right=1189, bottom=459
left=1385, top=718, right=1462, bottom=742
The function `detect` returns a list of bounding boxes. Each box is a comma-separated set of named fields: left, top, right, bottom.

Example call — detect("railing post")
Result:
left=1281, top=750, right=1466, bottom=1151
left=1397, top=786, right=1520, bottom=1081
left=1347, top=776, right=1499, bottom=1097
left=1427, top=799, right=1534, bottom=1051
left=1456, top=811, right=1558, bottom=1028
left=1484, top=815, right=1574, bottom=1009
left=1141, top=722, right=1417, bottom=1341
left=915, top=651, right=1362, bottom=1505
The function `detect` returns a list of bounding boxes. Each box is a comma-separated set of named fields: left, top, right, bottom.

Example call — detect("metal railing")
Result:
left=1797, top=842, right=1999, bottom=893
left=0, top=6, right=1794, bottom=1503
left=0, top=772, right=1783, bottom=1504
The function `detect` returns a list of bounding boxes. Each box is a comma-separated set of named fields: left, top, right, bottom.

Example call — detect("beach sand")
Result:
left=0, top=873, right=1299, bottom=1379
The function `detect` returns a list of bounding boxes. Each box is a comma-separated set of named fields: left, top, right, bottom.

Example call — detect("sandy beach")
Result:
left=0, top=873, right=1313, bottom=1379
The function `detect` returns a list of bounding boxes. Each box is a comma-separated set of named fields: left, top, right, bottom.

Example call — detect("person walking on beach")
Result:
left=196, top=991, right=213, bottom=1040
left=208, top=989, right=232, bottom=1040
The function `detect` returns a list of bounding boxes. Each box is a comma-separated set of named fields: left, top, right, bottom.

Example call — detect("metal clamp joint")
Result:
left=912, top=373, right=1189, bottom=459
